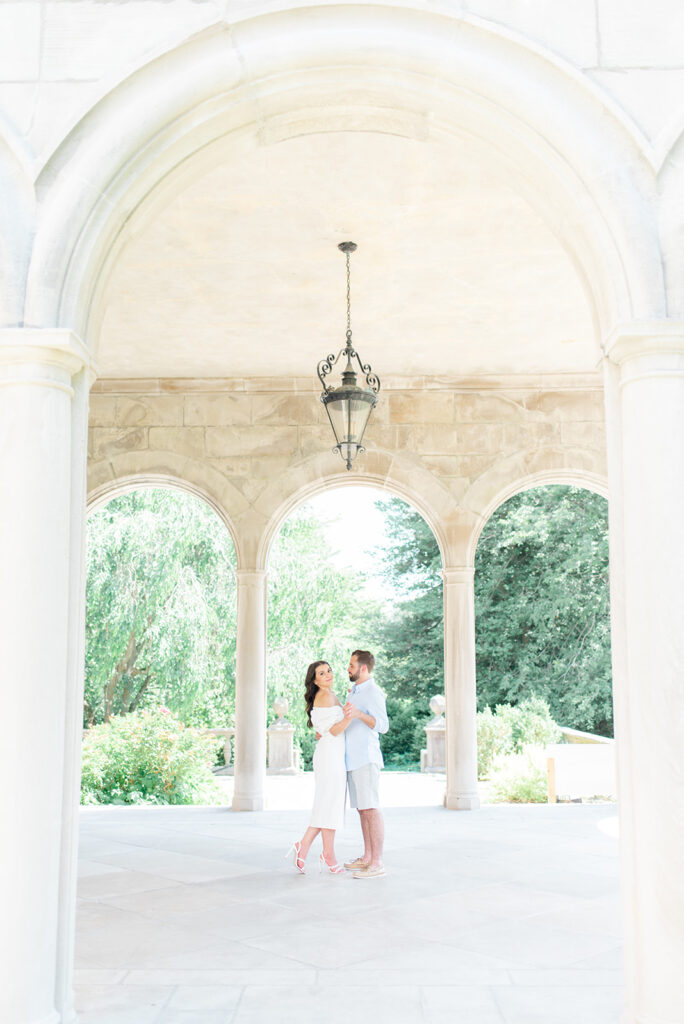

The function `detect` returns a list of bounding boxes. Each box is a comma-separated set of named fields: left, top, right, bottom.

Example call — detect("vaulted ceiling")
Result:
left=97, top=130, right=597, bottom=380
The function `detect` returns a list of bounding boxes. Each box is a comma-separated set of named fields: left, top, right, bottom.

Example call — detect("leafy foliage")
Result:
left=381, top=695, right=429, bottom=769
left=476, top=697, right=562, bottom=779
left=368, top=499, right=444, bottom=712
left=488, top=752, right=549, bottom=803
left=371, top=487, right=613, bottom=743
left=85, top=489, right=237, bottom=727
left=81, top=707, right=224, bottom=805
left=475, top=486, right=612, bottom=735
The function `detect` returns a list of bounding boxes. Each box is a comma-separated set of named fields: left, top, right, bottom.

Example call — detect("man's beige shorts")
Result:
left=347, top=763, right=381, bottom=810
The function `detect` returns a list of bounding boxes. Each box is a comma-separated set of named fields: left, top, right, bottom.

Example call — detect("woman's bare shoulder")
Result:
left=313, top=691, right=336, bottom=707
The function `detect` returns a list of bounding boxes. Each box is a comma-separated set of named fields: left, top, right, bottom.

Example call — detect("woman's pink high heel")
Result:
left=319, top=853, right=345, bottom=875
left=286, top=841, right=306, bottom=874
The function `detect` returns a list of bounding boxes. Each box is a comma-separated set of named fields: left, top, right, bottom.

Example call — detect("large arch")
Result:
left=83, top=480, right=239, bottom=729
left=461, top=446, right=608, bottom=565
left=248, top=448, right=454, bottom=571
left=25, top=7, right=664, bottom=343
left=87, top=469, right=242, bottom=566
left=87, top=453, right=248, bottom=564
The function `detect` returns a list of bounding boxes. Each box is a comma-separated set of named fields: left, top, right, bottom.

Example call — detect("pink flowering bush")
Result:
left=81, top=707, right=224, bottom=805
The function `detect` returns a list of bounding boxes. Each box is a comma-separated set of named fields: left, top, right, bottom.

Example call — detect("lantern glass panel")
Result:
left=324, top=388, right=376, bottom=448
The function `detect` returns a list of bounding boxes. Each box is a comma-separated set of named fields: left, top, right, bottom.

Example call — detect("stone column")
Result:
left=55, top=368, right=92, bottom=1024
left=605, top=324, right=684, bottom=1024
left=232, top=570, right=267, bottom=811
left=443, top=567, right=480, bottom=810
left=0, top=329, right=89, bottom=1024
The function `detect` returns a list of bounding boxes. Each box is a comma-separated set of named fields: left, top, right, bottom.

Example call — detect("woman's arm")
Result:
left=329, top=715, right=352, bottom=737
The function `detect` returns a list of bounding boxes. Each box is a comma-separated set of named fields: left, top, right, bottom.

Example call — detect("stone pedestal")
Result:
left=0, top=329, right=89, bottom=1024
left=421, top=694, right=446, bottom=772
left=443, top=567, right=480, bottom=810
left=267, top=697, right=300, bottom=774
left=232, top=570, right=267, bottom=811
left=605, top=324, right=684, bottom=1024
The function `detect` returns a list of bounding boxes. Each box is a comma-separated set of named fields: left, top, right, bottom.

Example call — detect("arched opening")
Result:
left=264, top=482, right=446, bottom=798
left=474, top=483, right=613, bottom=800
left=83, top=485, right=237, bottom=801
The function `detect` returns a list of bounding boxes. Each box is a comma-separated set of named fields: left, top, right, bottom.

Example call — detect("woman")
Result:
left=288, top=660, right=351, bottom=874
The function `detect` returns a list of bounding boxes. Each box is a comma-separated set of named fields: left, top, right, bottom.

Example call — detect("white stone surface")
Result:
left=74, top=796, right=623, bottom=1023
left=96, top=131, right=597, bottom=379
left=604, top=325, right=684, bottom=1024
left=233, top=572, right=268, bottom=811
left=0, top=3, right=41, bottom=81
left=443, top=568, right=479, bottom=810
left=1, top=4, right=684, bottom=1022
left=0, top=329, right=89, bottom=1024
left=597, top=0, right=684, bottom=68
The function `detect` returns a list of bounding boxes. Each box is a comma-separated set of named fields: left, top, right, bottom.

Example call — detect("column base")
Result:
left=444, top=791, right=480, bottom=810
left=231, top=795, right=264, bottom=812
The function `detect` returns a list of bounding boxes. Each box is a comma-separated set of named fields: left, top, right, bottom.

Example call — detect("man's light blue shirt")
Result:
left=345, top=677, right=389, bottom=771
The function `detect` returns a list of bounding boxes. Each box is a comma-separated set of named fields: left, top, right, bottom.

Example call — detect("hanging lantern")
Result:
left=317, top=242, right=381, bottom=470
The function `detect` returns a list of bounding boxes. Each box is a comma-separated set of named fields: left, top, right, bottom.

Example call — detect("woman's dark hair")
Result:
left=304, top=661, right=330, bottom=727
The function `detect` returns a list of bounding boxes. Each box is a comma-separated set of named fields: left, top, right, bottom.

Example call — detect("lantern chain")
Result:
left=346, top=249, right=352, bottom=344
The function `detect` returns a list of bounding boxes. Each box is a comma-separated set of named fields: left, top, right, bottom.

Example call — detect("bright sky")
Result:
left=299, top=486, right=392, bottom=598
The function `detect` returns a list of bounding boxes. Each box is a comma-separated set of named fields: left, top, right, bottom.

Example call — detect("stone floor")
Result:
left=75, top=775, right=624, bottom=1024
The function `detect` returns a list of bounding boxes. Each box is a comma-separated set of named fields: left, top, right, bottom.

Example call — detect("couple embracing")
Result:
left=289, top=650, right=389, bottom=879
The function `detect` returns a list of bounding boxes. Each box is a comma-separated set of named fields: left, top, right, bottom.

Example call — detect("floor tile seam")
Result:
left=238, top=935, right=377, bottom=971
left=82, top=880, right=191, bottom=904
left=238, top=936, right=334, bottom=971
left=225, top=983, right=248, bottom=1024
left=84, top=893, right=198, bottom=923
left=563, top=942, right=624, bottom=969
left=503, top=905, right=624, bottom=938
left=488, top=982, right=524, bottom=1022
left=419, top=984, right=508, bottom=1021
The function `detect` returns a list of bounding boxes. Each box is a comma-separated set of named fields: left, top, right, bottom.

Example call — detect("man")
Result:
left=343, top=649, right=389, bottom=879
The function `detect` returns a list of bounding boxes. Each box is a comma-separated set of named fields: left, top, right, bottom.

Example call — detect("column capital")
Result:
left=442, top=566, right=475, bottom=586
left=0, top=328, right=93, bottom=392
left=604, top=320, right=684, bottom=366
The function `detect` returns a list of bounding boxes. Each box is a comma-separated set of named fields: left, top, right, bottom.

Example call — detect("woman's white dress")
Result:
left=310, top=706, right=347, bottom=830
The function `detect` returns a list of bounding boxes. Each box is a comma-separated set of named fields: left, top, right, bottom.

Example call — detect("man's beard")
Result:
left=348, top=669, right=360, bottom=682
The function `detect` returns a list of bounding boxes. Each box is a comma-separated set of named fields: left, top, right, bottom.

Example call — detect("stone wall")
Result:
left=87, top=374, right=607, bottom=564
left=4, top=1, right=683, bottom=173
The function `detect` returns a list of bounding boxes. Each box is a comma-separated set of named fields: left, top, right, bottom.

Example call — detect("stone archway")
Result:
left=24, top=7, right=664, bottom=344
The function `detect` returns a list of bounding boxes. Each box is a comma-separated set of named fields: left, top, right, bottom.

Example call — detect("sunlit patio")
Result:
left=75, top=776, right=623, bottom=1024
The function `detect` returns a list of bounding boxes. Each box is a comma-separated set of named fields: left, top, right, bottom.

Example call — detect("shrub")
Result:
left=477, top=697, right=561, bottom=779
left=81, top=707, right=225, bottom=805
left=381, top=696, right=428, bottom=769
left=476, top=706, right=513, bottom=779
left=497, top=695, right=562, bottom=752
left=297, top=727, right=317, bottom=771
left=489, top=752, right=548, bottom=803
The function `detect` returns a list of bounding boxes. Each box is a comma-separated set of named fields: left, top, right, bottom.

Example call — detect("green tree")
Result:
left=475, top=486, right=612, bottom=735
left=366, top=499, right=444, bottom=765
left=372, top=486, right=614, bottom=745
left=369, top=499, right=443, bottom=707
left=85, top=489, right=237, bottom=727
